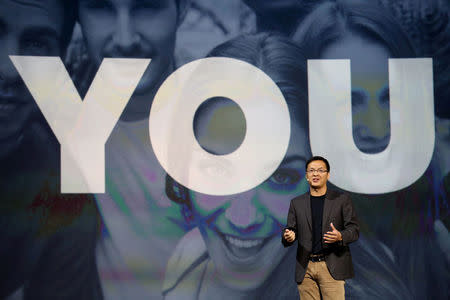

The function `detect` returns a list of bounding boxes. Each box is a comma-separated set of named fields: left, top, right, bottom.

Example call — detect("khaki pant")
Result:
left=297, top=261, right=345, bottom=300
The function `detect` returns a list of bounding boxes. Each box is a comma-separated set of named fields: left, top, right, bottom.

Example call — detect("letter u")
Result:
left=307, top=59, right=434, bottom=194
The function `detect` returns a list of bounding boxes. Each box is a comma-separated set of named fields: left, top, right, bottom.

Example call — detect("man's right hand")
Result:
left=284, top=229, right=295, bottom=242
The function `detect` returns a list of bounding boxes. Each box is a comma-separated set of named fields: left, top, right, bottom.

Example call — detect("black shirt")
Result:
left=311, top=194, right=326, bottom=254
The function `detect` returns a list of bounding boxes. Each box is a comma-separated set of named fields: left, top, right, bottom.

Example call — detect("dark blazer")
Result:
left=282, top=189, right=359, bottom=283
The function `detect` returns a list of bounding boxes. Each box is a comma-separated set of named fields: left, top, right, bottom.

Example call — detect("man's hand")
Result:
left=284, top=229, right=295, bottom=243
left=323, top=222, right=342, bottom=243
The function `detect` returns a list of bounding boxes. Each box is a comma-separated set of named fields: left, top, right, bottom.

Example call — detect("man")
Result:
left=75, top=1, right=192, bottom=298
left=0, top=1, right=101, bottom=299
left=77, top=0, right=190, bottom=121
left=282, top=156, right=359, bottom=300
left=0, top=0, right=75, bottom=161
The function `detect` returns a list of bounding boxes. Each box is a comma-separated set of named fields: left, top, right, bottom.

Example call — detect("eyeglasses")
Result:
left=306, top=169, right=328, bottom=174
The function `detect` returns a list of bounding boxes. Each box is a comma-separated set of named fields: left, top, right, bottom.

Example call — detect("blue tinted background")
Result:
left=0, top=0, right=449, bottom=299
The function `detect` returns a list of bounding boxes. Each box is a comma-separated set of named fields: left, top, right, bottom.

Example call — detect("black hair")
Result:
left=305, top=156, right=330, bottom=172
left=292, top=0, right=416, bottom=59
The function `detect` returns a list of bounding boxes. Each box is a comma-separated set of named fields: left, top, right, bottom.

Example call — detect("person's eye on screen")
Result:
left=378, top=86, right=390, bottom=108
left=265, top=168, right=303, bottom=192
left=198, top=159, right=232, bottom=178
left=133, top=0, right=164, bottom=11
left=351, top=89, right=367, bottom=112
left=21, top=38, right=51, bottom=56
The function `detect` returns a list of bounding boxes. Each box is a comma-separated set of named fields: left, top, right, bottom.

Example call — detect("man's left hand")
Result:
left=323, top=222, right=342, bottom=243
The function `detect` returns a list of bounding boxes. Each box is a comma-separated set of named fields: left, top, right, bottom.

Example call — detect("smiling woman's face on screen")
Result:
left=188, top=98, right=310, bottom=289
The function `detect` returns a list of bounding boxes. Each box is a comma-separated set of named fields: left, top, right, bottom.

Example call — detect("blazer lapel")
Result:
left=304, top=194, right=312, bottom=231
left=322, top=193, right=335, bottom=234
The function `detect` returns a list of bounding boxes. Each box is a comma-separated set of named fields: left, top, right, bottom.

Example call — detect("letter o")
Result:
left=149, top=57, right=290, bottom=195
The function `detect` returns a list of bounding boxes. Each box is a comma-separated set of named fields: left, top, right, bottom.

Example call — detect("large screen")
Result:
left=1, top=0, right=449, bottom=299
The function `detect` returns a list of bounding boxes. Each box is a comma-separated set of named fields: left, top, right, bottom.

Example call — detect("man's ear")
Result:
left=177, top=0, right=192, bottom=25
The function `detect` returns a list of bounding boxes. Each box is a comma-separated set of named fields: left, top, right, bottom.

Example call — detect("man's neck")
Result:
left=120, top=62, right=174, bottom=122
left=310, top=186, right=327, bottom=197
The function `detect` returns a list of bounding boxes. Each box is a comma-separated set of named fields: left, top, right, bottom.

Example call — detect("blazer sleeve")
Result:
left=282, top=199, right=297, bottom=247
left=340, top=194, right=360, bottom=246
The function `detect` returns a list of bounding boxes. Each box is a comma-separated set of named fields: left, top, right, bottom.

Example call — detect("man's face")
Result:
left=321, top=33, right=391, bottom=154
left=77, top=0, right=178, bottom=117
left=306, top=160, right=329, bottom=190
left=0, top=0, right=65, bottom=158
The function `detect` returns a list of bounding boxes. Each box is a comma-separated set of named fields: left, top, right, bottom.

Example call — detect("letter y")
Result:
left=10, top=56, right=150, bottom=193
